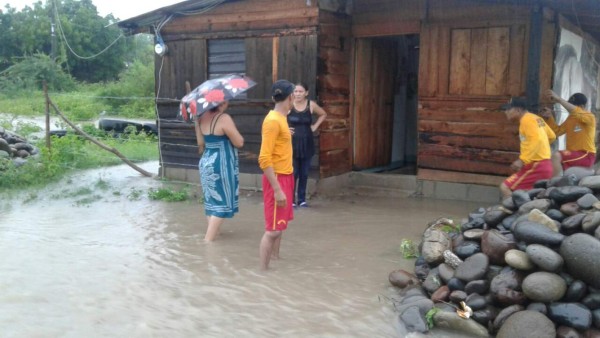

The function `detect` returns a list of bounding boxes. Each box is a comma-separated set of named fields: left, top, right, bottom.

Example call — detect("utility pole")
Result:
left=50, top=0, right=57, bottom=60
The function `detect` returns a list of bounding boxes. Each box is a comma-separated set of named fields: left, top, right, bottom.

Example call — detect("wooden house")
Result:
left=118, top=0, right=600, bottom=187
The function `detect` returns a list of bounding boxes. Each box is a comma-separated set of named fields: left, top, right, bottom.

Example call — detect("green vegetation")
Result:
left=0, top=1, right=161, bottom=194
left=425, top=307, right=439, bottom=329
left=148, top=187, right=190, bottom=202
left=0, top=132, right=158, bottom=191
left=399, top=239, right=419, bottom=259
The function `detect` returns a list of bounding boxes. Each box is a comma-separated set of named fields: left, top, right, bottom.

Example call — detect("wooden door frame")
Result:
left=349, top=24, right=421, bottom=170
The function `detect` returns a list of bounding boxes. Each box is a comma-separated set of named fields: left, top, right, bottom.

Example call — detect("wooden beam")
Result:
left=525, top=4, right=544, bottom=111
left=272, top=36, right=279, bottom=82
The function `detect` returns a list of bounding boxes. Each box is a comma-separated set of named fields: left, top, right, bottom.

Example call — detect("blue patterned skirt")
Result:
left=199, top=134, right=239, bottom=218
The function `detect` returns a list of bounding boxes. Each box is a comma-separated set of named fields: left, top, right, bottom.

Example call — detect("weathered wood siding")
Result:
left=417, top=1, right=556, bottom=177
left=352, top=0, right=421, bottom=38
left=353, top=38, right=397, bottom=169
left=153, top=0, right=319, bottom=174
left=318, top=10, right=352, bottom=177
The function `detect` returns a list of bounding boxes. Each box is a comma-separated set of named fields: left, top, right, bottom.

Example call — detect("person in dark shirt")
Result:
left=287, top=82, right=327, bottom=207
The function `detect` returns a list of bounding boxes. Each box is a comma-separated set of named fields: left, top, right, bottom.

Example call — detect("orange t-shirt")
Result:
left=519, top=112, right=556, bottom=164
left=258, top=110, right=293, bottom=174
left=545, top=106, right=596, bottom=153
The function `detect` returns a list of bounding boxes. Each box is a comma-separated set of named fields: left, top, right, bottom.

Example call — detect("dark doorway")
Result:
left=352, top=35, right=419, bottom=174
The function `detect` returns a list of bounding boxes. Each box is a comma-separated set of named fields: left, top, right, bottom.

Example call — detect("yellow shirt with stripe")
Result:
left=545, top=106, right=596, bottom=154
left=258, top=110, right=293, bottom=174
left=519, top=112, right=556, bottom=164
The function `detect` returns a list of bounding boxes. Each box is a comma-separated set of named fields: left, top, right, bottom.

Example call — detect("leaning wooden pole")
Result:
left=47, top=98, right=154, bottom=178
left=43, top=82, right=51, bottom=150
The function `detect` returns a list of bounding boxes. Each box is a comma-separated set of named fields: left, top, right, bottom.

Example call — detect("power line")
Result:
left=52, top=0, right=124, bottom=60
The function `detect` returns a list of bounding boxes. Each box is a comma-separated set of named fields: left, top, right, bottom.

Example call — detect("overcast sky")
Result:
left=1, top=0, right=183, bottom=20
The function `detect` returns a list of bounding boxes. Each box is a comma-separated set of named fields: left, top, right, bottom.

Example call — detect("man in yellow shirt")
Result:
left=541, top=90, right=596, bottom=176
left=258, top=79, right=295, bottom=270
left=500, top=97, right=556, bottom=198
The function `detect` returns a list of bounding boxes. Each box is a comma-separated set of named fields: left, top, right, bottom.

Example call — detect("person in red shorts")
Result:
left=540, top=90, right=596, bottom=176
left=258, top=79, right=295, bottom=270
left=500, top=97, right=557, bottom=198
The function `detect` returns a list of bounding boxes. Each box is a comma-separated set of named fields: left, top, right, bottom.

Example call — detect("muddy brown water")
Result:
left=0, top=161, right=486, bottom=337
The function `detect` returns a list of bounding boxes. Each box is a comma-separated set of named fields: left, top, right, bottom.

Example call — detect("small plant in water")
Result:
left=22, top=192, right=38, bottom=204
left=147, top=187, right=188, bottom=202
left=425, top=307, right=439, bottom=329
left=94, top=177, right=110, bottom=190
left=399, top=239, right=419, bottom=259
left=74, top=195, right=102, bottom=207
left=128, top=187, right=143, bottom=201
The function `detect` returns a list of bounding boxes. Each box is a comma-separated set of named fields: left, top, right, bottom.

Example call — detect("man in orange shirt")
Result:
left=500, top=97, right=556, bottom=198
left=258, top=79, right=295, bottom=270
left=541, top=90, right=596, bottom=176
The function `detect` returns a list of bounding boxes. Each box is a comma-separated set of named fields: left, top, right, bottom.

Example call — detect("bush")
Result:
left=0, top=54, right=76, bottom=92
left=96, top=60, right=155, bottom=119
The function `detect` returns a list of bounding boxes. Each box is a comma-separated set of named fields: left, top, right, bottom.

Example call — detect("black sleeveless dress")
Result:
left=287, top=101, right=314, bottom=159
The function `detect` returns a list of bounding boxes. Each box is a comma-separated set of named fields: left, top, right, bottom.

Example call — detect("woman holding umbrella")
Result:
left=196, top=101, right=243, bottom=241
left=181, top=75, right=254, bottom=241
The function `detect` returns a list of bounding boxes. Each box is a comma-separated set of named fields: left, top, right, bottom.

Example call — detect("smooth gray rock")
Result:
left=526, top=244, right=564, bottom=272
left=560, top=233, right=600, bottom=288
left=505, top=249, right=534, bottom=270
left=514, top=221, right=565, bottom=246
left=433, top=311, right=489, bottom=337
left=518, top=199, right=551, bottom=214
left=496, top=310, right=556, bottom=338
left=454, top=252, right=489, bottom=283
left=528, top=209, right=559, bottom=232
left=522, top=272, right=567, bottom=302
left=583, top=211, right=600, bottom=234
left=421, top=227, right=451, bottom=264
left=578, top=193, right=599, bottom=209
left=399, top=306, right=429, bottom=333
left=548, top=302, right=592, bottom=330
left=550, top=186, right=593, bottom=204
left=580, top=175, right=600, bottom=192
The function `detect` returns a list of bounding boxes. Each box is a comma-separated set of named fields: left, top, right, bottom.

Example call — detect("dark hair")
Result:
left=295, top=82, right=309, bottom=92
left=208, top=101, right=226, bottom=113
left=568, top=93, right=587, bottom=107
left=271, top=80, right=294, bottom=102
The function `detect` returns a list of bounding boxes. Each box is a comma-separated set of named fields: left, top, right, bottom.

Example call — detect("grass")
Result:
left=0, top=85, right=155, bottom=121
left=0, top=131, right=158, bottom=191
left=147, top=187, right=189, bottom=202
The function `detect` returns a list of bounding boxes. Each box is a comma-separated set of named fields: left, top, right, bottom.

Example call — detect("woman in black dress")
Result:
left=287, top=82, right=327, bottom=207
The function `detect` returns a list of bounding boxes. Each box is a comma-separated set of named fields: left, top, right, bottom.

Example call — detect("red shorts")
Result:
left=504, top=159, right=553, bottom=191
left=560, top=150, right=595, bottom=170
left=262, top=173, right=294, bottom=231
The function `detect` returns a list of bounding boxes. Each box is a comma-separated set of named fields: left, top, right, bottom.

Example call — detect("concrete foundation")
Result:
left=162, top=167, right=501, bottom=204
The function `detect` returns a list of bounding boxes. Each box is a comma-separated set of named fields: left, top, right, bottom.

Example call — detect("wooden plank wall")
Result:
left=353, top=38, right=397, bottom=169
left=417, top=1, right=557, bottom=177
left=153, top=0, right=320, bottom=173
left=351, top=0, right=422, bottom=37
left=318, top=10, right=352, bottom=177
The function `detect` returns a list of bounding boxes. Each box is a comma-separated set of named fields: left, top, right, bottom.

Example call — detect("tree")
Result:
left=53, top=0, right=127, bottom=82
left=0, top=0, right=137, bottom=83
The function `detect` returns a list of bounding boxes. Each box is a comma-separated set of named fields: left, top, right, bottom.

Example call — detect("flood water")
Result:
left=0, top=161, right=485, bottom=337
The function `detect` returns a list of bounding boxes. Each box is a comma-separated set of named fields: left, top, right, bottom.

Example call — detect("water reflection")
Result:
left=0, top=162, right=484, bottom=337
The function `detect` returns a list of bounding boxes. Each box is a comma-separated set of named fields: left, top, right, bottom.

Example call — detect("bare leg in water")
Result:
left=205, top=216, right=225, bottom=242
left=260, top=230, right=282, bottom=270
left=271, top=234, right=282, bottom=260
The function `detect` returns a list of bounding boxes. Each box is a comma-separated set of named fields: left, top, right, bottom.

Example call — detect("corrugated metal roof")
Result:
left=117, top=0, right=236, bottom=32
left=117, top=0, right=600, bottom=42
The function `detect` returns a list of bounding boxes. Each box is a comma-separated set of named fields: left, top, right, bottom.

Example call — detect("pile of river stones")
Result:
left=0, top=126, right=39, bottom=168
left=389, top=167, right=600, bottom=338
